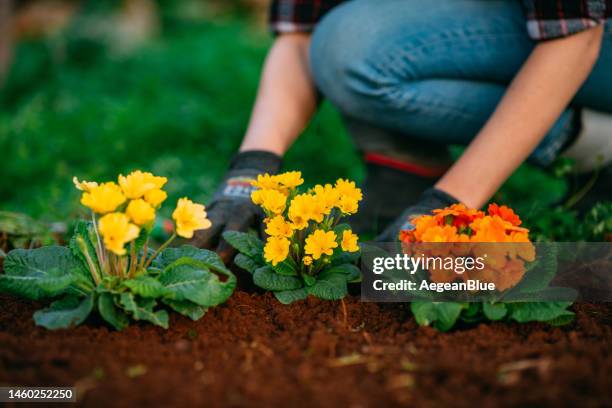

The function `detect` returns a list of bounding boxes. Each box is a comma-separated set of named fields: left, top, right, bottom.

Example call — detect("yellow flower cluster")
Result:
left=74, top=171, right=211, bottom=256
left=251, top=172, right=361, bottom=269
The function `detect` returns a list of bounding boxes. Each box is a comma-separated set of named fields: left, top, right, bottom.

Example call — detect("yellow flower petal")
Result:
left=264, top=236, right=290, bottom=266
left=118, top=170, right=167, bottom=199
left=126, top=199, right=156, bottom=226
left=304, top=229, right=338, bottom=260
left=144, top=188, right=167, bottom=207
left=73, top=176, right=99, bottom=193
left=341, top=230, right=359, bottom=252
left=81, top=182, right=126, bottom=214
left=265, top=215, right=294, bottom=238
left=172, top=197, right=212, bottom=239
left=98, top=212, right=140, bottom=256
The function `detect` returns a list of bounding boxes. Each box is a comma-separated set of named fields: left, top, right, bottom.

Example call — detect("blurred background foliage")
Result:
left=0, top=0, right=609, bottom=242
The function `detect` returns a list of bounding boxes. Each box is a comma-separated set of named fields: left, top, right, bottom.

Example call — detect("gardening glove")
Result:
left=191, top=150, right=282, bottom=262
left=376, top=187, right=459, bottom=242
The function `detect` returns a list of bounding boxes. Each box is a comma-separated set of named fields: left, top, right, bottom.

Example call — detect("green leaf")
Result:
left=320, top=264, right=361, bottom=282
left=303, top=274, right=316, bottom=287
left=153, top=245, right=232, bottom=275
left=98, top=292, right=129, bottom=330
left=133, top=228, right=150, bottom=255
left=69, top=221, right=101, bottom=281
left=159, top=259, right=235, bottom=307
left=545, top=312, right=575, bottom=326
left=122, top=275, right=167, bottom=298
left=307, top=272, right=348, bottom=300
left=482, top=302, right=507, bottom=321
left=119, top=293, right=169, bottom=329
left=505, top=246, right=558, bottom=297
left=253, top=266, right=302, bottom=291
left=234, top=253, right=263, bottom=274
left=163, top=299, right=207, bottom=321
left=507, top=302, right=574, bottom=323
left=1, top=246, right=82, bottom=300
left=274, top=287, right=309, bottom=304
left=272, top=259, right=298, bottom=276
left=33, top=294, right=95, bottom=329
left=221, top=231, right=264, bottom=259
left=411, top=302, right=467, bottom=332
left=330, top=250, right=361, bottom=266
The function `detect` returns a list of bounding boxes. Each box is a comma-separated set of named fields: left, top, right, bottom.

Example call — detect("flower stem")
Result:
left=143, top=232, right=177, bottom=270
left=128, top=242, right=137, bottom=279
left=139, top=236, right=150, bottom=270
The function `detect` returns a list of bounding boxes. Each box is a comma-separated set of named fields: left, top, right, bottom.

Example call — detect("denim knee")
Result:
left=310, top=1, right=396, bottom=118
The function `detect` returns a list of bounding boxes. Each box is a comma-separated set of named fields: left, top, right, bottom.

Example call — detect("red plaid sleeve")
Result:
left=523, top=0, right=610, bottom=40
left=269, top=0, right=346, bottom=35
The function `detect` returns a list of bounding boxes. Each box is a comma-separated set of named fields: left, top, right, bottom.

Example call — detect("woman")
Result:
left=195, top=0, right=611, bottom=256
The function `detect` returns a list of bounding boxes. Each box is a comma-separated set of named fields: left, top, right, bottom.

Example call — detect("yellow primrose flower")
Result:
left=313, top=184, right=339, bottom=214
left=72, top=176, right=98, bottom=193
left=265, top=215, right=294, bottom=238
left=251, top=173, right=281, bottom=190
left=276, top=171, right=304, bottom=189
left=118, top=170, right=167, bottom=199
left=144, top=188, right=167, bottom=207
left=337, top=196, right=359, bottom=215
left=303, top=255, right=313, bottom=266
left=341, top=230, right=359, bottom=252
left=252, top=189, right=287, bottom=215
left=264, top=236, right=290, bottom=266
left=172, top=198, right=212, bottom=239
left=126, top=199, right=156, bottom=226
left=81, top=182, right=126, bottom=214
left=98, top=212, right=140, bottom=256
left=288, top=193, right=325, bottom=229
left=335, top=179, right=363, bottom=202
left=304, top=229, right=338, bottom=260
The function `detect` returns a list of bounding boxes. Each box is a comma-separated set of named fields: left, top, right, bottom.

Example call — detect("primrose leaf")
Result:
left=303, top=274, right=316, bottom=287
left=320, top=264, right=361, bottom=282
left=274, top=287, right=309, bottom=304
left=159, top=259, right=236, bottom=307
left=272, top=259, right=298, bottom=276
left=482, top=302, right=508, bottom=321
left=307, top=272, right=348, bottom=300
left=233, top=253, right=263, bottom=274
left=98, top=292, right=129, bottom=330
left=69, top=221, right=101, bottom=281
left=545, top=312, right=576, bottom=326
left=153, top=245, right=232, bottom=275
left=1, top=247, right=82, bottom=300
left=163, top=299, right=208, bottom=321
left=411, top=302, right=467, bottom=332
left=507, top=302, right=574, bottom=323
left=330, top=250, right=361, bottom=267
left=505, top=246, right=558, bottom=297
left=253, top=266, right=302, bottom=291
left=33, top=294, right=95, bottom=329
left=119, top=293, right=169, bottom=329
left=221, top=231, right=264, bottom=260
left=122, top=275, right=167, bottom=298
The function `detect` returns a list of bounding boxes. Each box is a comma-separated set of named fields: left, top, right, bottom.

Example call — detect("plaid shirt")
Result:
left=269, top=0, right=609, bottom=40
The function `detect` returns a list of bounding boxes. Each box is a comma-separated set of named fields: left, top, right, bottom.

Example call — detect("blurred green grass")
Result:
left=0, top=12, right=575, bottom=235
left=0, top=18, right=362, bottom=221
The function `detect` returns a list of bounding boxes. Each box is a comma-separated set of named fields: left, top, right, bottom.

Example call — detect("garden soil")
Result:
left=1, top=283, right=611, bottom=407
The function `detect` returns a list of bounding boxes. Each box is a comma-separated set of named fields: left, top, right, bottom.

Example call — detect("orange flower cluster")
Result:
left=399, top=203, right=535, bottom=291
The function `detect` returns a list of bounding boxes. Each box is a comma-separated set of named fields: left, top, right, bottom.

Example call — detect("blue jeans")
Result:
left=310, top=0, right=612, bottom=166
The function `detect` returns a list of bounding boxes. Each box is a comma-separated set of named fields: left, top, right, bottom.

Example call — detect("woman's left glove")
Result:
left=376, top=187, right=459, bottom=242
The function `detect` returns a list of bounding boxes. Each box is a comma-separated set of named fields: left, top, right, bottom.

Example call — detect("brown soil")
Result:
left=1, top=291, right=611, bottom=408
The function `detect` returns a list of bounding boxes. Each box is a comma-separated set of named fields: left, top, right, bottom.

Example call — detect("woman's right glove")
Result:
left=375, top=187, right=459, bottom=242
left=190, top=150, right=282, bottom=261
